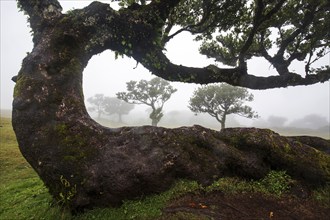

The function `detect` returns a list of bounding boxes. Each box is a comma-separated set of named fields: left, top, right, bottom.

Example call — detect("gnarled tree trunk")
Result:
left=12, top=0, right=330, bottom=212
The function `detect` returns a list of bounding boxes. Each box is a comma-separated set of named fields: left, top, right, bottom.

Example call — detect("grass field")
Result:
left=1, top=117, right=329, bottom=219
left=0, top=117, right=67, bottom=219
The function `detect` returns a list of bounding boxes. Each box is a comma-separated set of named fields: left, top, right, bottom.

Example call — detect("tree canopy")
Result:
left=87, top=94, right=108, bottom=119
left=88, top=94, right=134, bottom=121
left=104, top=97, right=135, bottom=123
left=117, top=77, right=177, bottom=126
left=16, top=0, right=329, bottom=89
left=189, top=84, right=258, bottom=129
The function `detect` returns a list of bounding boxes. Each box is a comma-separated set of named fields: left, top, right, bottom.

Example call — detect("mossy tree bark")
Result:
left=12, top=0, right=330, bottom=211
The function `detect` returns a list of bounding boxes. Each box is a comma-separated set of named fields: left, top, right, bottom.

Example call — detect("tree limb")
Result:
left=132, top=45, right=330, bottom=89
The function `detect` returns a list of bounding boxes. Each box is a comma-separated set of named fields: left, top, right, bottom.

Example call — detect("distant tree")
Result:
left=289, top=114, right=329, bottom=129
left=267, top=115, right=288, bottom=128
left=189, top=84, right=258, bottom=130
left=87, top=94, right=108, bottom=119
left=117, top=77, right=177, bottom=126
left=103, top=97, right=135, bottom=123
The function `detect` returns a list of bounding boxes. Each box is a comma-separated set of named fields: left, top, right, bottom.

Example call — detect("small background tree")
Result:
left=103, top=97, right=135, bottom=123
left=267, top=115, right=288, bottom=128
left=189, top=84, right=258, bottom=130
left=87, top=94, right=108, bottom=120
left=117, top=77, right=177, bottom=126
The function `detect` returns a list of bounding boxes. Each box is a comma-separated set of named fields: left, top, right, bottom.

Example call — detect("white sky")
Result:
left=1, top=0, right=329, bottom=126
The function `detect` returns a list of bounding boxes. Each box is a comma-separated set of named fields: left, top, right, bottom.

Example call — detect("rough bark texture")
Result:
left=12, top=0, right=330, bottom=212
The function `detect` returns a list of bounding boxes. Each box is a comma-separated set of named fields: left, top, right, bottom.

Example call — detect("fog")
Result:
left=1, top=1, right=329, bottom=138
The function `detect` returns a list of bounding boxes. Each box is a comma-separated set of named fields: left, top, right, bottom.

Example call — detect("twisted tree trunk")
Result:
left=12, top=0, right=330, bottom=212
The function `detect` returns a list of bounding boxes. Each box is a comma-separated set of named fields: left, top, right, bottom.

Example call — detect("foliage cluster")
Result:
left=117, top=77, right=177, bottom=126
left=189, top=83, right=258, bottom=129
left=87, top=94, right=134, bottom=121
left=179, top=0, right=330, bottom=76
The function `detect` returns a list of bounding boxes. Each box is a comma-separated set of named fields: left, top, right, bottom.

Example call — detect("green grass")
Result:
left=312, top=184, right=330, bottom=207
left=1, top=117, right=329, bottom=219
left=0, top=117, right=68, bottom=220
left=205, top=170, right=293, bottom=196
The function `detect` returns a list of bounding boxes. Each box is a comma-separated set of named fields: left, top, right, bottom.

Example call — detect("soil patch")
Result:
left=159, top=191, right=329, bottom=220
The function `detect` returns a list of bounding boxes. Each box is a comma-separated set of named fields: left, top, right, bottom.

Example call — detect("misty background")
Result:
left=1, top=0, right=329, bottom=138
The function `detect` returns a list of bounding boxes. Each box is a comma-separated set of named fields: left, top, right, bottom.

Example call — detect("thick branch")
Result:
left=132, top=46, right=330, bottom=89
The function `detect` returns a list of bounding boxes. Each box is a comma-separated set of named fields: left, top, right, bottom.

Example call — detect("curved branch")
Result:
left=164, top=27, right=189, bottom=43
left=132, top=46, right=330, bottom=89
